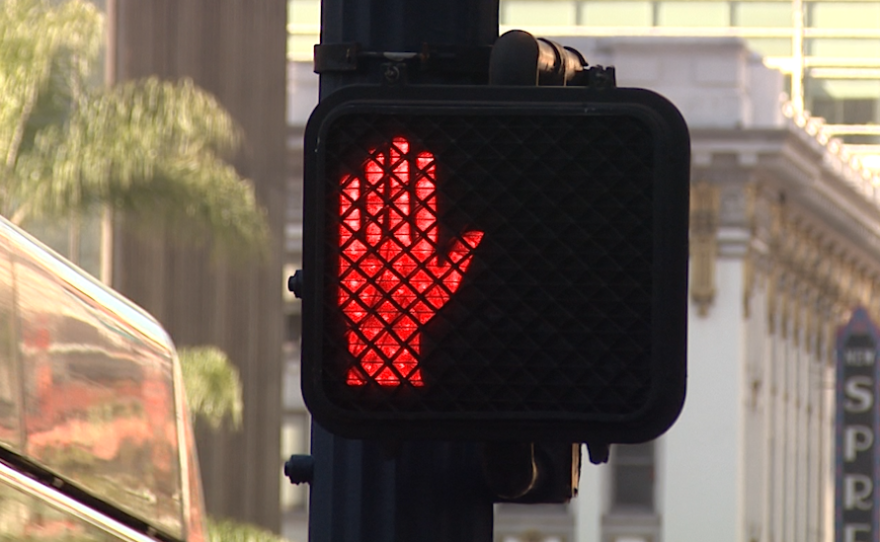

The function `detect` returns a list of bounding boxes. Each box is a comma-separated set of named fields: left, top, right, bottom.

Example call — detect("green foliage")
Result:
left=179, top=346, right=244, bottom=430
left=207, top=517, right=293, bottom=542
left=0, top=0, right=269, bottom=260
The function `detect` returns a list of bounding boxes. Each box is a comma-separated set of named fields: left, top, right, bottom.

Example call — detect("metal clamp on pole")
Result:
left=313, top=43, right=492, bottom=79
left=488, top=30, right=582, bottom=86
left=489, top=30, right=615, bottom=88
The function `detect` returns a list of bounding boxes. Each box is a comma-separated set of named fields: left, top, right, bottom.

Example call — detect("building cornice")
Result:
left=689, top=110, right=880, bottom=347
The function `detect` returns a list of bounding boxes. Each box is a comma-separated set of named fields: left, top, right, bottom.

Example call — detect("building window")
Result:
left=578, top=1, right=653, bottom=27
left=744, top=38, right=792, bottom=58
left=656, top=1, right=729, bottom=27
left=807, top=38, right=880, bottom=59
left=502, top=0, right=578, bottom=26
left=732, top=2, right=792, bottom=28
left=500, top=532, right=565, bottom=542
left=610, top=441, right=655, bottom=513
left=806, top=2, right=880, bottom=30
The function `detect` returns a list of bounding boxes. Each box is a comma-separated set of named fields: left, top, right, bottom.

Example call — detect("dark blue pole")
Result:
left=306, top=0, right=498, bottom=541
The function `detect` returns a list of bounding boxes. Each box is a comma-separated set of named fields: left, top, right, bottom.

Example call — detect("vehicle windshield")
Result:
left=0, top=217, right=207, bottom=541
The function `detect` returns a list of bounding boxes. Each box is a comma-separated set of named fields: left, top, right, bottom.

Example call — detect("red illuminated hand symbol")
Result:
left=338, top=137, right=483, bottom=387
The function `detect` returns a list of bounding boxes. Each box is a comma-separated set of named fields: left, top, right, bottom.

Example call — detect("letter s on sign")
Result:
left=845, top=376, right=874, bottom=413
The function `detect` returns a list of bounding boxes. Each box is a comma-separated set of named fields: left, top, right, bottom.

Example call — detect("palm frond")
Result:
left=2, top=1, right=269, bottom=261
left=178, top=346, right=244, bottom=431
left=14, top=77, right=269, bottom=259
left=0, top=0, right=101, bottom=202
left=207, top=517, right=293, bottom=542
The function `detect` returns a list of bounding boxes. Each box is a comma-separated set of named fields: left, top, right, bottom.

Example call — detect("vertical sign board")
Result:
left=836, top=307, right=880, bottom=542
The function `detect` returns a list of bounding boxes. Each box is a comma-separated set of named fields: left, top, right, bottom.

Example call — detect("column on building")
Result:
left=573, top=34, right=880, bottom=542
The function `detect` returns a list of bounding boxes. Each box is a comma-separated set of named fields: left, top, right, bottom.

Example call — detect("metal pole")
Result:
left=307, top=0, right=498, bottom=541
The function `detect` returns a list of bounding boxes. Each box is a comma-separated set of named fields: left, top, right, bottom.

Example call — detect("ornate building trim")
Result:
left=746, top=186, right=880, bottom=358
left=690, top=115, right=880, bottom=345
left=690, top=181, right=720, bottom=317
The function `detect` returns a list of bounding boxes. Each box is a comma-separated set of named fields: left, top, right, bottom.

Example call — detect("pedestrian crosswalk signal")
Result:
left=297, top=84, right=690, bottom=444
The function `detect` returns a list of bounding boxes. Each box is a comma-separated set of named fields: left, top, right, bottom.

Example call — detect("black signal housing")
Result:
left=301, top=84, right=689, bottom=443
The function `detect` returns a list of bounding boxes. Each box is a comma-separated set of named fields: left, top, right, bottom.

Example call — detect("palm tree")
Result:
left=207, top=517, right=293, bottom=542
left=0, top=0, right=269, bottom=274
left=3, top=3, right=289, bottom=541
left=178, top=346, right=244, bottom=431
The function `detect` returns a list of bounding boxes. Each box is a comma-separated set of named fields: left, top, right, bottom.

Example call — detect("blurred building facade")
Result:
left=281, top=60, right=316, bottom=542
left=289, top=0, right=880, bottom=172
left=283, top=2, right=880, bottom=542
left=498, top=0, right=880, bottom=167
left=107, top=0, right=289, bottom=534
left=567, top=36, right=852, bottom=542
left=490, top=34, right=880, bottom=542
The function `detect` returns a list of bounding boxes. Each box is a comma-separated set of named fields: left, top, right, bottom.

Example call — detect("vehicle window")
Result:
left=180, top=405, right=206, bottom=542
left=3, top=223, right=184, bottom=539
left=0, top=231, right=19, bottom=452
left=0, top=467, right=132, bottom=541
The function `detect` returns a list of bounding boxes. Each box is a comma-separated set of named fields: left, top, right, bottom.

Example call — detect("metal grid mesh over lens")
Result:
left=321, top=111, right=656, bottom=418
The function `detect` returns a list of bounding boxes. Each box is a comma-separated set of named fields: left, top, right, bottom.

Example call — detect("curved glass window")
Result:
left=0, top=219, right=188, bottom=539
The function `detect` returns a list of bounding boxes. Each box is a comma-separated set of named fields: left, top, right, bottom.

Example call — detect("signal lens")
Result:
left=337, top=137, right=483, bottom=387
